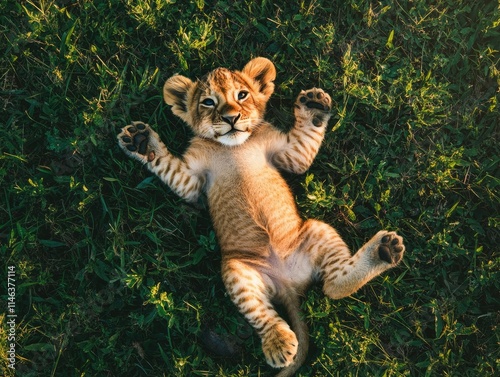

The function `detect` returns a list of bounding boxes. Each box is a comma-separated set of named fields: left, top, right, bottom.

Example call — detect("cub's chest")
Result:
left=203, top=140, right=272, bottom=191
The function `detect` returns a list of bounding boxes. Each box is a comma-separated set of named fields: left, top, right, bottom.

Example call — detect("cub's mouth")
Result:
left=223, top=128, right=247, bottom=136
left=212, top=119, right=254, bottom=146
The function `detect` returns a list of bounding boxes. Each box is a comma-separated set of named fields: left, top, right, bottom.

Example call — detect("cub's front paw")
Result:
left=295, top=88, right=332, bottom=127
left=117, top=121, right=157, bottom=163
left=376, top=231, right=405, bottom=265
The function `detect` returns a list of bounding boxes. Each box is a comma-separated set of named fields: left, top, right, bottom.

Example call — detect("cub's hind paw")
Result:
left=377, top=231, right=405, bottom=265
left=262, top=323, right=298, bottom=368
left=117, top=122, right=156, bottom=162
left=295, top=88, right=332, bottom=127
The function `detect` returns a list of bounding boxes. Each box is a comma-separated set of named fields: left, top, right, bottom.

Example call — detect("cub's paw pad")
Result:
left=296, top=88, right=331, bottom=112
left=262, top=323, right=298, bottom=368
left=377, top=232, right=405, bottom=264
left=295, top=88, right=332, bottom=126
left=118, top=122, right=155, bottom=161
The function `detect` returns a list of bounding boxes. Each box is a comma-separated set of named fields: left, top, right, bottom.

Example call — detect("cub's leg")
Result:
left=297, top=220, right=405, bottom=299
left=117, top=122, right=203, bottom=203
left=222, top=259, right=297, bottom=368
left=271, top=88, right=332, bottom=174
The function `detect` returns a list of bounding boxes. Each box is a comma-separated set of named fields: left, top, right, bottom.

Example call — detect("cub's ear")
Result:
left=163, top=74, right=194, bottom=122
left=241, top=57, right=276, bottom=99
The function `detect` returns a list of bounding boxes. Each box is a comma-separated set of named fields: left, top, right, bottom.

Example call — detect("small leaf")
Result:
left=136, top=176, right=155, bottom=189
left=386, top=29, right=394, bottom=49
left=445, top=201, right=460, bottom=218
left=24, top=343, right=54, bottom=352
left=39, top=239, right=66, bottom=248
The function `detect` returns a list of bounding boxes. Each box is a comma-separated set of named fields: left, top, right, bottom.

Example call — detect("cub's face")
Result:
left=163, top=57, right=276, bottom=146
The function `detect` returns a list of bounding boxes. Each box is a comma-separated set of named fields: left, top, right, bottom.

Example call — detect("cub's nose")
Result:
left=221, top=113, right=241, bottom=126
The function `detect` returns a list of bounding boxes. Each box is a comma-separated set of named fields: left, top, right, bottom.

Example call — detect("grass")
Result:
left=1, top=0, right=498, bottom=376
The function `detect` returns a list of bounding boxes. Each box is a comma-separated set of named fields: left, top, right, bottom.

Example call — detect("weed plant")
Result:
left=1, top=0, right=498, bottom=376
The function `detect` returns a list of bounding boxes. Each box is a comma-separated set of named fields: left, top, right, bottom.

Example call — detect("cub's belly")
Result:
left=207, top=167, right=302, bottom=253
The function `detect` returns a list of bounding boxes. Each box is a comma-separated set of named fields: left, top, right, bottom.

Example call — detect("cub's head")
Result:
left=163, top=57, right=276, bottom=146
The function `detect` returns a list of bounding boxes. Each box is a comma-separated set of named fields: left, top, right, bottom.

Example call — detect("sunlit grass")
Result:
left=1, top=0, right=498, bottom=376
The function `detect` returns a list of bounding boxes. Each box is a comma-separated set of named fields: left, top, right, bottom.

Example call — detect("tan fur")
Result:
left=118, top=57, right=406, bottom=376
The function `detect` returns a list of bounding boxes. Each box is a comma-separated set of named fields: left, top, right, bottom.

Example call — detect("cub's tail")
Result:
left=276, top=291, right=309, bottom=377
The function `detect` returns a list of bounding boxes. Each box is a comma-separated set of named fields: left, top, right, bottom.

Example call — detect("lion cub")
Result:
left=118, top=57, right=405, bottom=376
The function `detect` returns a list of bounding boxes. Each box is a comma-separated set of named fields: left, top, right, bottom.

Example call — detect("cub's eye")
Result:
left=201, top=98, right=215, bottom=107
left=237, top=91, right=249, bottom=101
